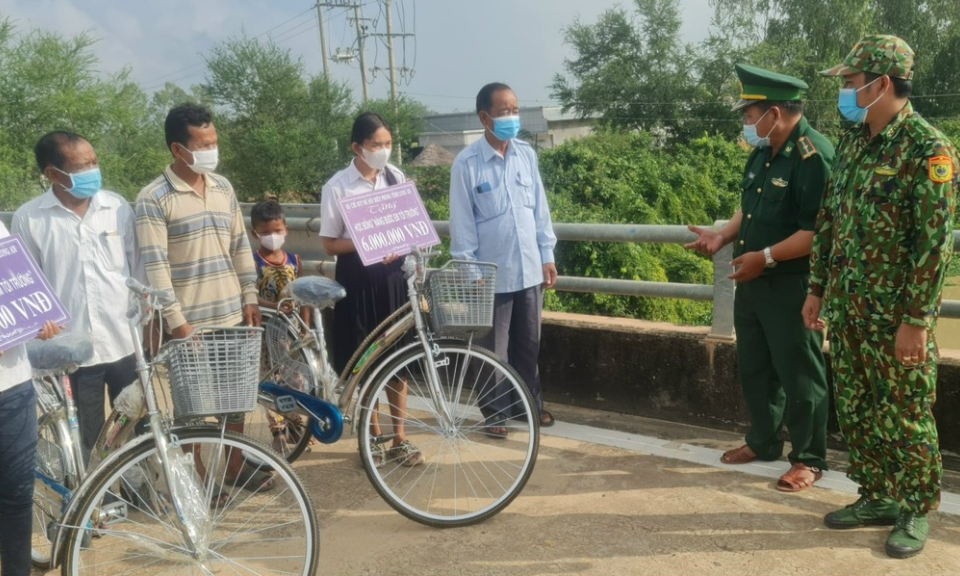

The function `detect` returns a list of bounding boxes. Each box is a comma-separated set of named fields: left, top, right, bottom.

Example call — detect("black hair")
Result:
left=351, top=112, right=391, bottom=146
left=864, top=72, right=913, bottom=99
left=752, top=100, right=805, bottom=116
left=34, top=131, right=87, bottom=172
left=476, top=82, right=513, bottom=115
left=250, top=200, right=285, bottom=227
left=165, top=103, right=214, bottom=151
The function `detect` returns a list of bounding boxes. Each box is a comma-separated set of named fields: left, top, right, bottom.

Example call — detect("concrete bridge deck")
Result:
left=302, top=404, right=960, bottom=576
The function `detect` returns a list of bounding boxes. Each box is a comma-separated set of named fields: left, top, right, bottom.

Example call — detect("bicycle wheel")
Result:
left=247, top=308, right=315, bottom=463
left=357, top=342, right=539, bottom=527
left=32, top=409, right=68, bottom=569
left=60, top=427, right=320, bottom=575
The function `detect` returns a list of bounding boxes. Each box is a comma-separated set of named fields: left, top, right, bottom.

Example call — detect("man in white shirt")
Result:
left=449, top=82, right=559, bottom=435
left=12, top=131, right=143, bottom=464
left=0, top=220, right=60, bottom=576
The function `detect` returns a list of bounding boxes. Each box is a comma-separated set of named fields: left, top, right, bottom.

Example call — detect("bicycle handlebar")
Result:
left=125, top=277, right=177, bottom=307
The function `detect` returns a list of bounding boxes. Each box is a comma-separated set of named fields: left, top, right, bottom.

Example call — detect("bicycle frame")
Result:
left=44, top=284, right=218, bottom=566
left=265, top=248, right=473, bottom=437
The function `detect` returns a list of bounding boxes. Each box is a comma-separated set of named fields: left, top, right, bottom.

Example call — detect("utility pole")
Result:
left=315, top=1, right=330, bottom=77
left=353, top=4, right=369, bottom=103
left=384, top=0, right=401, bottom=165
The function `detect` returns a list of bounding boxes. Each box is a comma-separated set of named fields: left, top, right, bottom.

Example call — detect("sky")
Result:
left=0, top=0, right=714, bottom=113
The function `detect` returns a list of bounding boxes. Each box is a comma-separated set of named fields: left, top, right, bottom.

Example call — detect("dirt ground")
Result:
left=31, top=403, right=960, bottom=576
left=286, top=405, right=960, bottom=576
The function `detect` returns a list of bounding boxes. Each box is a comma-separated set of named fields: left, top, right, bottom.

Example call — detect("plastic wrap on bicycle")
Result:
left=25, top=332, right=95, bottom=371
left=288, top=276, right=346, bottom=309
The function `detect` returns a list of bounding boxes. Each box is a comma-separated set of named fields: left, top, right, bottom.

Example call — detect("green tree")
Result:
left=537, top=129, right=745, bottom=324
left=202, top=35, right=354, bottom=202
left=0, top=17, right=164, bottom=209
left=552, top=0, right=718, bottom=141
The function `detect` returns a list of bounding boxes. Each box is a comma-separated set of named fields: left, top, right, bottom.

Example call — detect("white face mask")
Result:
left=361, top=147, right=391, bottom=171
left=258, top=232, right=286, bottom=251
left=183, top=146, right=219, bottom=174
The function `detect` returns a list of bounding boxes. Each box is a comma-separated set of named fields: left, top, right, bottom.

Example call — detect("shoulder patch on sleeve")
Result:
left=797, top=136, right=818, bottom=160
left=929, top=155, right=954, bottom=184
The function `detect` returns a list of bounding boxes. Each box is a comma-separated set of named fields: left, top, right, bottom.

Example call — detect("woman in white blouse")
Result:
left=319, top=112, right=422, bottom=468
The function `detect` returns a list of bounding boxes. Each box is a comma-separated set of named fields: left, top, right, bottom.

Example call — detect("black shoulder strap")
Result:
left=384, top=166, right=399, bottom=187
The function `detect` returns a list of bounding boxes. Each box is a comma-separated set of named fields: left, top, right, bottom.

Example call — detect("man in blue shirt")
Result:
left=449, top=82, right=558, bottom=436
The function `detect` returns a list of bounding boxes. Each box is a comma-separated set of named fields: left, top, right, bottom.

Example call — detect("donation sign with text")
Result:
left=338, top=181, right=441, bottom=266
left=0, top=234, right=70, bottom=351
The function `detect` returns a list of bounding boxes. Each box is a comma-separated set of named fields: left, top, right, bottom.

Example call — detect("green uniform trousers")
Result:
left=830, top=324, right=941, bottom=513
left=734, top=273, right=829, bottom=469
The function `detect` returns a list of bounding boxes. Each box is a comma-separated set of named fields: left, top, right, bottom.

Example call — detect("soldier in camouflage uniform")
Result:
left=804, top=34, right=959, bottom=559
left=687, top=64, right=832, bottom=492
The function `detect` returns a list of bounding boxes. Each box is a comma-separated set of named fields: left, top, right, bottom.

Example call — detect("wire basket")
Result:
left=162, top=327, right=263, bottom=419
left=425, top=260, right=497, bottom=337
left=263, top=313, right=316, bottom=393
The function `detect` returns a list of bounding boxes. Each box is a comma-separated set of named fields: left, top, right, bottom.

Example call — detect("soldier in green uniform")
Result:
left=804, top=34, right=958, bottom=559
left=687, top=64, right=833, bottom=492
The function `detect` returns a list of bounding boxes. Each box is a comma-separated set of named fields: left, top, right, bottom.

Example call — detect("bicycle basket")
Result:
left=162, top=327, right=263, bottom=419
left=263, top=313, right=316, bottom=393
left=425, top=260, right=497, bottom=337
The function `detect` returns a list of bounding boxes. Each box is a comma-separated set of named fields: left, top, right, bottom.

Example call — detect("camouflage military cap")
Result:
left=820, top=34, right=915, bottom=80
left=731, top=63, right=808, bottom=112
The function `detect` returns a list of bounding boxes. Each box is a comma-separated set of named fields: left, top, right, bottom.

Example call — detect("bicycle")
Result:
left=29, top=277, right=320, bottom=575
left=250, top=247, right=540, bottom=527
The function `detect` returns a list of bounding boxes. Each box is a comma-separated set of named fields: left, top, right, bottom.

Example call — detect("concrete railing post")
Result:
left=709, top=220, right=736, bottom=341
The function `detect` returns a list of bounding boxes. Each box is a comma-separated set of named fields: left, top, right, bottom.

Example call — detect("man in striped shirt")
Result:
left=136, top=103, right=260, bottom=335
left=136, top=103, right=269, bottom=493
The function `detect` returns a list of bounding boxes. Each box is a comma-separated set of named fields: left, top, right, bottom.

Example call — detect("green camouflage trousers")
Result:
left=830, top=325, right=942, bottom=513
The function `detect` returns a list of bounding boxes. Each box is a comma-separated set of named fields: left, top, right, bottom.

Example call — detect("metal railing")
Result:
left=5, top=203, right=960, bottom=340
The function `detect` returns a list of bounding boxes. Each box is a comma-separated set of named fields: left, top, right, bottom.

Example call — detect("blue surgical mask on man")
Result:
left=742, top=108, right=776, bottom=147
left=490, top=115, right=521, bottom=141
left=838, top=76, right=884, bottom=124
left=54, top=166, right=102, bottom=199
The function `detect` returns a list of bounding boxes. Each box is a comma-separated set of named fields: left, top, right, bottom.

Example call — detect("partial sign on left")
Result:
left=0, top=235, right=70, bottom=352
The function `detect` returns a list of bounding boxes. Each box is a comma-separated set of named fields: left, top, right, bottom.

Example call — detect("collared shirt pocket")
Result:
left=100, top=230, right=126, bottom=271
left=516, top=172, right=536, bottom=208
left=473, top=184, right=509, bottom=223
left=762, top=176, right=789, bottom=204
left=862, top=174, right=906, bottom=248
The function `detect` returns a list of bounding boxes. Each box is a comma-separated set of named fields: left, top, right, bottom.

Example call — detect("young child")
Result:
left=251, top=200, right=302, bottom=310
left=250, top=200, right=313, bottom=452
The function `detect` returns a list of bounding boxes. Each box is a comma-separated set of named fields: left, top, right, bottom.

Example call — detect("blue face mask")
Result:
left=55, top=167, right=102, bottom=199
left=742, top=109, right=775, bottom=147
left=490, top=115, right=521, bottom=141
left=838, top=76, right=884, bottom=124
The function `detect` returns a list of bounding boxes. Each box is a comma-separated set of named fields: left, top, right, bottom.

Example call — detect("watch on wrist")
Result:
left=763, top=246, right=777, bottom=268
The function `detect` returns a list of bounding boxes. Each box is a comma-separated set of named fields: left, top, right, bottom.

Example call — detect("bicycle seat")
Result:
left=287, top=277, right=347, bottom=310
left=26, top=332, right=95, bottom=373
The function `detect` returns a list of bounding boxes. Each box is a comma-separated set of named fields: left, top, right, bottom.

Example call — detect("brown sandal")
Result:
left=776, top=463, right=823, bottom=492
left=720, top=444, right=758, bottom=465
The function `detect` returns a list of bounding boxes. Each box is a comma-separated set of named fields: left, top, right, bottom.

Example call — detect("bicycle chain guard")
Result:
left=259, top=382, right=344, bottom=444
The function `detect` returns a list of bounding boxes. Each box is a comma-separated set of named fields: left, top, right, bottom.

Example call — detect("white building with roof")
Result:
left=418, top=106, right=596, bottom=157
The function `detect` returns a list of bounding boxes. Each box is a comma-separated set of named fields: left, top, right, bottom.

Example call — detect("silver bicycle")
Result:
left=29, top=278, right=320, bottom=575
left=250, top=247, right=540, bottom=527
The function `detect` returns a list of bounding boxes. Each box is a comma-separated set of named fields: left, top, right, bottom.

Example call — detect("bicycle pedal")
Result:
left=98, top=501, right=128, bottom=525
left=274, top=395, right=298, bottom=413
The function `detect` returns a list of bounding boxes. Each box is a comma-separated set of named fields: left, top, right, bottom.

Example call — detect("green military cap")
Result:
left=731, top=63, right=809, bottom=112
left=820, top=34, right=915, bottom=80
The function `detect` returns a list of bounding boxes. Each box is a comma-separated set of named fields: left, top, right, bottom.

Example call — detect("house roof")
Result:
left=409, top=144, right=456, bottom=167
